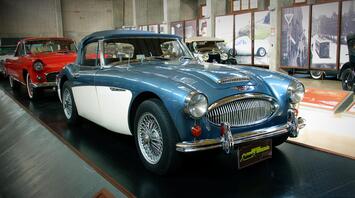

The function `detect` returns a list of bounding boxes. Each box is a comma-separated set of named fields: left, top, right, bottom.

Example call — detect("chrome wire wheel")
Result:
left=63, top=88, right=73, bottom=119
left=343, top=70, right=354, bottom=91
left=26, top=74, right=34, bottom=98
left=137, top=112, right=164, bottom=165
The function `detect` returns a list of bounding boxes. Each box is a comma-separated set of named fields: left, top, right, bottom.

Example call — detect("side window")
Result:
left=15, top=43, right=24, bottom=57
left=83, top=42, right=99, bottom=66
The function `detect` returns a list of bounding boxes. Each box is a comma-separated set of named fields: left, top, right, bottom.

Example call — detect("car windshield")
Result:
left=103, top=37, right=193, bottom=66
left=25, top=39, right=76, bottom=54
left=193, top=41, right=225, bottom=53
left=0, top=46, right=16, bottom=55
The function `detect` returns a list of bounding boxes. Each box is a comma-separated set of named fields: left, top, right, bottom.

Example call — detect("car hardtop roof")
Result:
left=81, top=29, right=181, bottom=44
left=21, top=37, right=74, bottom=42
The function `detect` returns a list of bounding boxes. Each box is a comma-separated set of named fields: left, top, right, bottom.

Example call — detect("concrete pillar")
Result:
left=112, top=0, right=124, bottom=29
left=204, top=0, right=227, bottom=37
left=54, top=0, right=63, bottom=37
left=123, top=0, right=136, bottom=26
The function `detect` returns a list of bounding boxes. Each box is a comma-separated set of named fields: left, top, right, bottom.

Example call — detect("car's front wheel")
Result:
left=26, top=73, right=38, bottom=99
left=310, top=70, right=324, bottom=80
left=341, top=68, right=355, bottom=91
left=134, top=99, right=181, bottom=175
left=62, top=81, right=80, bottom=124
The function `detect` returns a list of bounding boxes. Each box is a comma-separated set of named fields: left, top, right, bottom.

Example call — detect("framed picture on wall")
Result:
left=148, top=24, right=159, bottom=33
left=294, top=0, right=306, bottom=4
left=215, top=15, right=234, bottom=48
left=159, top=24, right=168, bottom=34
left=310, top=2, right=339, bottom=70
left=250, top=0, right=258, bottom=9
left=185, top=20, right=197, bottom=39
left=235, top=13, right=252, bottom=64
left=170, top=21, right=184, bottom=38
left=198, top=18, right=209, bottom=37
left=233, top=0, right=241, bottom=12
left=241, top=0, right=249, bottom=10
left=254, top=11, right=271, bottom=65
left=340, top=0, right=355, bottom=67
left=281, top=6, right=310, bottom=68
left=142, top=26, right=148, bottom=31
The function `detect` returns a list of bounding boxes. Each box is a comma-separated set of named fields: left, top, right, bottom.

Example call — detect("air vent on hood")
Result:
left=217, top=76, right=250, bottom=84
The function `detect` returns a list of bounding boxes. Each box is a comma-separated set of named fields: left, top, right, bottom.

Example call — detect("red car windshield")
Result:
left=25, top=40, right=76, bottom=54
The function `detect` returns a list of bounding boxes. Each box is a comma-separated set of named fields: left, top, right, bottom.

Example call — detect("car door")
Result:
left=94, top=40, right=134, bottom=135
left=6, top=42, right=24, bottom=80
left=70, top=41, right=102, bottom=125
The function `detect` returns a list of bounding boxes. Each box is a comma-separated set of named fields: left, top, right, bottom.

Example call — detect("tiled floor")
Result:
left=291, top=77, right=355, bottom=159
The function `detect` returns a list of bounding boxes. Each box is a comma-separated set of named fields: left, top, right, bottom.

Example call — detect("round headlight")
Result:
left=221, top=53, right=228, bottom=61
left=184, top=92, right=208, bottom=119
left=288, top=80, right=305, bottom=104
left=202, top=53, right=209, bottom=61
left=33, top=61, right=44, bottom=71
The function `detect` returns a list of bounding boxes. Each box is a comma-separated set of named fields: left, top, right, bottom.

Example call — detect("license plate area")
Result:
left=237, top=139, right=272, bottom=169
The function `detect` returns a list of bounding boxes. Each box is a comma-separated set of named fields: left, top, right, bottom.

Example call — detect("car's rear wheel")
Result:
left=26, top=73, right=38, bottom=99
left=341, top=68, right=355, bottom=91
left=9, top=76, right=19, bottom=90
left=134, top=99, right=181, bottom=175
left=62, top=81, right=80, bottom=124
left=310, top=70, right=324, bottom=80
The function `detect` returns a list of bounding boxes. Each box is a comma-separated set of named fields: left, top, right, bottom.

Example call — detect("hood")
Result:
left=126, top=61, right=273, bottom=99
left=30, top=51, right=77, bottom=66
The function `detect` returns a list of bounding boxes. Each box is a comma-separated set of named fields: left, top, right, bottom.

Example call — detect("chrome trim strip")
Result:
left=32, top=82, right=56, bottom=88
left=176, top=123, right=289, bottom=152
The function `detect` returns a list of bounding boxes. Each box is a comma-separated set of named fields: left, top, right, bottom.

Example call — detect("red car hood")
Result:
left=30, top=51, right=77, bottom=69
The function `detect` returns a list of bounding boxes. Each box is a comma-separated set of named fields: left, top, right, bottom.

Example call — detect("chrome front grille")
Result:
left=207, top=94, right=278, bottom=127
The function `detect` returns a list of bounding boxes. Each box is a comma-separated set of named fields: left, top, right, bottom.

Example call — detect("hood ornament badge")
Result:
left=233, top=85, right=254, bottom=91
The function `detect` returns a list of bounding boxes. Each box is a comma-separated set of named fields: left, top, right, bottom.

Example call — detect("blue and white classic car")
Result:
left=57, top=30, right=305, bottom=175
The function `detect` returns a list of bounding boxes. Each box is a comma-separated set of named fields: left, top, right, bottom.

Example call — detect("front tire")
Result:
left=134, top=99, right=181, bottom=175
left=310, top=70, right=324, bottom=80
left=341, top=68, right=355, bottom=91
left=62, top=81, right=80, bottom=124
left=26, top=73, right=38, bottom=99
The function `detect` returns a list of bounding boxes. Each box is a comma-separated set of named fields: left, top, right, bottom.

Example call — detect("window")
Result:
left=83, top=42, right=99, bottom=66
left=15, top=43, right=25, bottom=57
left=104, top=42, right=134, bottom=65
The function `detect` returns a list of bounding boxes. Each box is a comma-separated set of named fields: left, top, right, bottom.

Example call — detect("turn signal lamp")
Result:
left=191, top=125, right=202, bottom=137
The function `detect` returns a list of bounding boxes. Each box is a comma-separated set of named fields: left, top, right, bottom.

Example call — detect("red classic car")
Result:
left=4, top=37, right=77, bottom=99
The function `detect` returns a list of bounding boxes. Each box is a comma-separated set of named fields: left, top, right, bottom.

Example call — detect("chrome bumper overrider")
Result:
left=176, top=115, right=305, bottom=153
left=32, top=82, right=57, bottom=88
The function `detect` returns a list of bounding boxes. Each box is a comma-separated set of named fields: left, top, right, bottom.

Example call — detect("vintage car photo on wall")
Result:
left=56, top=30, right=306, bottom=175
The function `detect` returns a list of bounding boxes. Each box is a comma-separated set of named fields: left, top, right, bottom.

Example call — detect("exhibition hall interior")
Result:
left=0, top=0, right=354, bottom=197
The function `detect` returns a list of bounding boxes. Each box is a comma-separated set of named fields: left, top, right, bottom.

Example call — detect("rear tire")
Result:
left=341, top=68, right=355, bottom=91
left=134, top=99, right=181, bottom=175
left=62, top=81, right=80, bottom=124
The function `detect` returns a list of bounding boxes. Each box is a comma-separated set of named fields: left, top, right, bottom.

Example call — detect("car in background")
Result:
left=4, top=37, right=77, bottom=99
left=185, top=37, right=237, bottom=64
left=0, top=38, right=22, bottom=77
left=232, top=36, right=269, bottom=57
left=57, top=30, right=305, bottom=175
left=339, top=33, right=355, bottom=91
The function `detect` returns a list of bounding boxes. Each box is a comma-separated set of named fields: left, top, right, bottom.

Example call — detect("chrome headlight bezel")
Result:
left=221, top=53, right=228, bottom=61
left=287, top=80, right=305, bottom=104
left=202, top=53, right=209, bottom=61
left=184, top=92, right=208, bottom=119
left=33, top=61, right=44, bottom=71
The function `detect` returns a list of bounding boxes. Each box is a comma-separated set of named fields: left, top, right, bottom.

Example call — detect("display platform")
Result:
left=1, top=78, right=355, bottom=197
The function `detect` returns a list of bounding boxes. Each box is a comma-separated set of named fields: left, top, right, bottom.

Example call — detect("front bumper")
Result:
left=176, top=116, right=305, bottom=153
left=32, top=82, right=57, bottom=88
